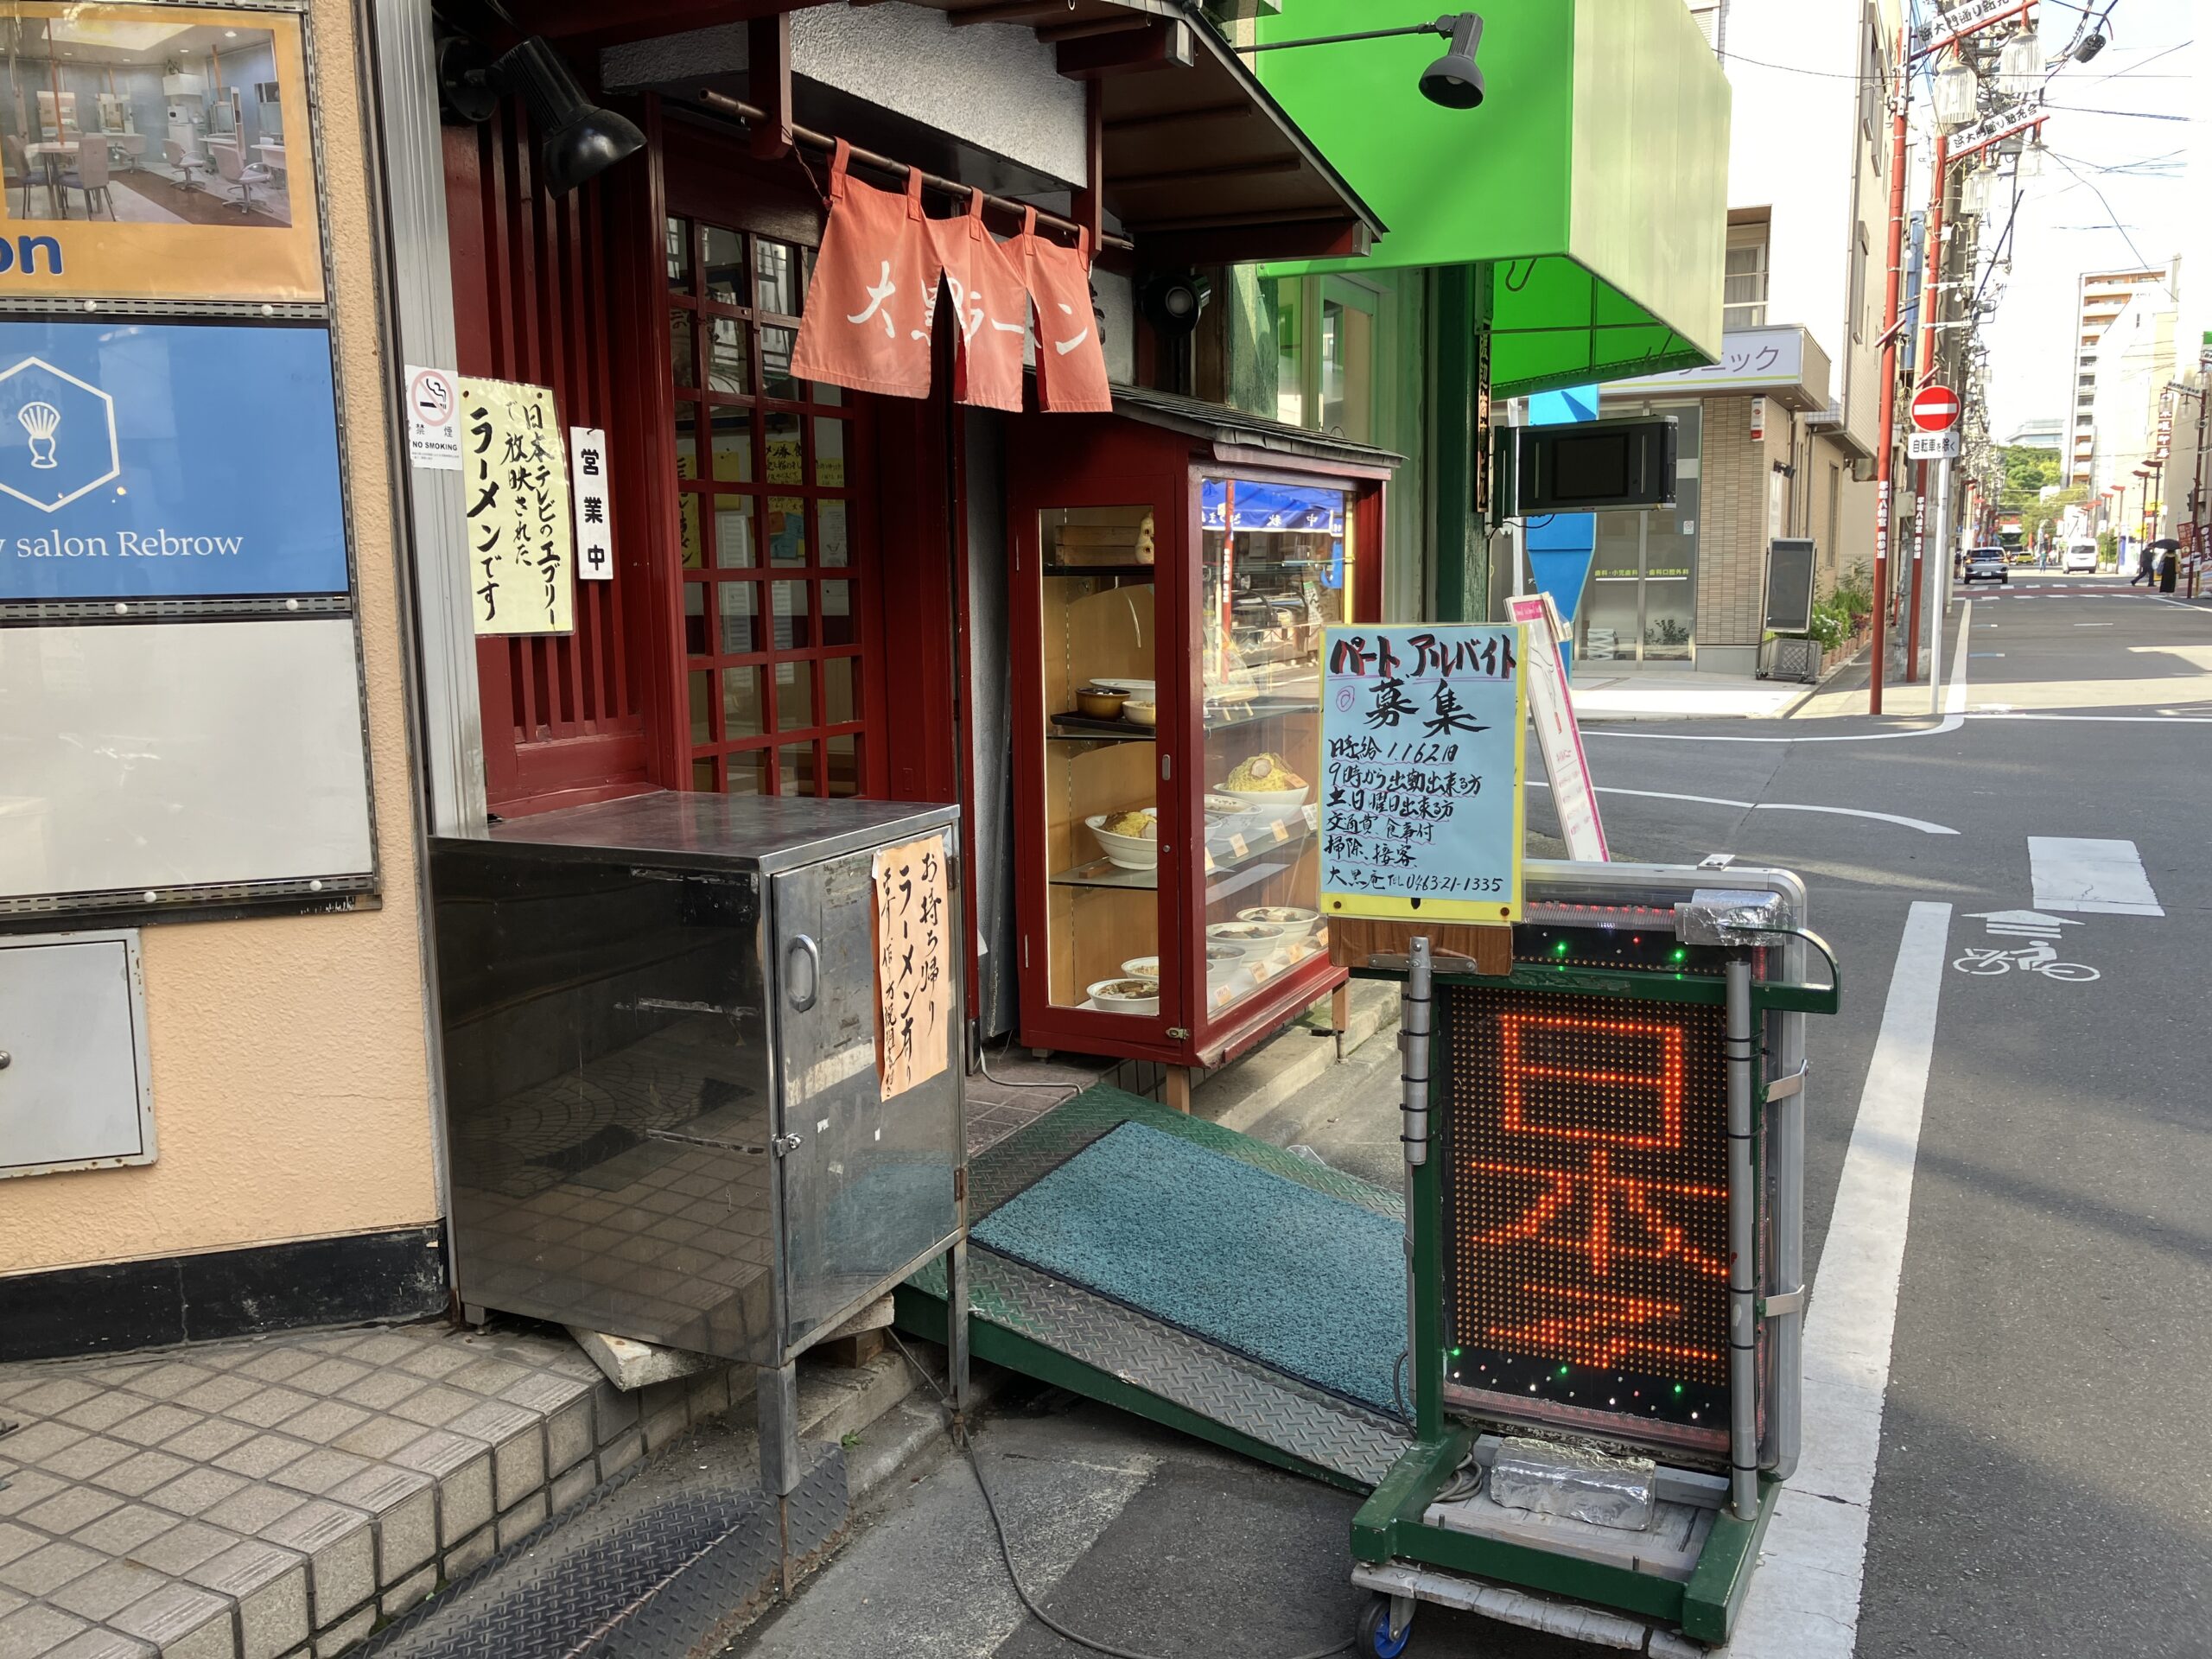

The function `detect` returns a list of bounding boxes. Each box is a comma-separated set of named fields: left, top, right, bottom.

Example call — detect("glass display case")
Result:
left=1007, top=398, right=1392, bottom=1083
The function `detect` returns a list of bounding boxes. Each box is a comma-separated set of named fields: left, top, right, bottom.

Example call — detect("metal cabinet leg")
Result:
left=947, top=1236, right=971, bottom=1419
left=757, top=1361, right=801, bottom=1497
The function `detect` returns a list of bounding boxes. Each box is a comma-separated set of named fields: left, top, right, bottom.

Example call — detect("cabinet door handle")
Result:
left=785, top=935, right=820, bottom=1013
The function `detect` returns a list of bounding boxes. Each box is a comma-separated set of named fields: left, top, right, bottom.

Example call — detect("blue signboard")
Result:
left=0, top=321, right=346, bottom=603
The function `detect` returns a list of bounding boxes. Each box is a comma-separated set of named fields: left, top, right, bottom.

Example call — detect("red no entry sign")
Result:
left=1912, top=385, right=1962, bottom=432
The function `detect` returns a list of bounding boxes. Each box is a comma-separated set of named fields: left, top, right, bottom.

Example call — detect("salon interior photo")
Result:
left=0, top=13, right=290, bottom=228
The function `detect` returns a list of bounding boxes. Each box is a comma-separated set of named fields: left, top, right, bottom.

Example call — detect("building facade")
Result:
left=2088, top=281, right=2180, bottom=549
left=2067, top=263, right=2181, bottom=486
left=1589, top=0, right=1894, bottom=673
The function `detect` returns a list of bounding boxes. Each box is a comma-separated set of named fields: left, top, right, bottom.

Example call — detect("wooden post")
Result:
left=1164, top=1066, right=1192, bottom=1114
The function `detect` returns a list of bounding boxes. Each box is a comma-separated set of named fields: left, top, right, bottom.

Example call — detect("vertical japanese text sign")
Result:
left=569, top=426, right=612, bottom=581
left=1319, top=625, right=1527, bottom=923
left=873, top=835, right=952, bottom=1101
left=460, top=378, right=574, bottom=634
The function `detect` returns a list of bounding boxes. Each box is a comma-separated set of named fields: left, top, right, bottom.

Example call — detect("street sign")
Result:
left=1916, top=0, right=2031, bottom=54
left=1909, top=430, right=1961, bottom=461
left=1911, top=385, right=1961, bottom=432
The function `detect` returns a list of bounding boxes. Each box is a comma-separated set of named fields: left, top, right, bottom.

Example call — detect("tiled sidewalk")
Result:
left=0, top=1320, right=738, bottom=1659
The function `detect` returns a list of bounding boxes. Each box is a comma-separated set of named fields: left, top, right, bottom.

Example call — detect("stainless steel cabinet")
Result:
left=431, top=792, right=963, bottom=1371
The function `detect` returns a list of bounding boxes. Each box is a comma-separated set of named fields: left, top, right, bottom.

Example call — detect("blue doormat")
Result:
left=970, top=1120, right=1406, bottom=1413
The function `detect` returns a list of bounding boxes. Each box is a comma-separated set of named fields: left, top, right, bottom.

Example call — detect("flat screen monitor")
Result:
left=1516, top=418, right=1679, bottom=513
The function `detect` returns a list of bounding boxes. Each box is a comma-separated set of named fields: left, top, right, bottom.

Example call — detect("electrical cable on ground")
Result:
left=886, top=1331, right=1353, bottom=1659
left=977, top=1037, right=1078, bottom=1090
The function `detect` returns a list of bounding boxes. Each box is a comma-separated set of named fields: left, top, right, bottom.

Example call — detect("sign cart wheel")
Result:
left=1357, top=1595, right=1415, bottom=1658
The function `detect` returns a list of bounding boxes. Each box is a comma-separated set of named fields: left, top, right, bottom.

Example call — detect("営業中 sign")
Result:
left=460, top=378, right=573, bottom=636
left=0, top=320, right=347, bottom=605
left=1319, top=624, right=1527, bottom=922
left=569, top=426, right=612, bottom=581
left=873, top=834, right=951, bottom=1101
left=1506, top=594, right=1607, bottom=862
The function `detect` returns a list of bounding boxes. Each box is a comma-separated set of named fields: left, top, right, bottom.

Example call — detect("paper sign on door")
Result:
left=873, top=834, right=952, bottom=1100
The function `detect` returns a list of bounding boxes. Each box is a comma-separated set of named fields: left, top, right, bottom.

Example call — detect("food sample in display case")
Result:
left=1198, top=476, right=1342, bottom=1016
left=1007, top=394, right=1392, bottom=1078
left=1035, top=505, right=1161, bottom=1015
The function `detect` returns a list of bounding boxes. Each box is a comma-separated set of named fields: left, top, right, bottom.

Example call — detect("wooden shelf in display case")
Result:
left=1007, top=391, right=1395, bottom=1085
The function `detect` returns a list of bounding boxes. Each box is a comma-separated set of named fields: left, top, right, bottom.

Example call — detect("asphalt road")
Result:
left=736, top=574, right=2209, bottom=1659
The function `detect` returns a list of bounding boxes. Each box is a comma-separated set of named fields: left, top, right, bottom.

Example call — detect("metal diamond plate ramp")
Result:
left=909, top=1086, right=1411, bottom=1491
left=364, top=1443, right=846, bottom=1659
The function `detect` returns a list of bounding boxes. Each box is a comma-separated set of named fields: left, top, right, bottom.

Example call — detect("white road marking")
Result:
left=2073, top=622, right=2113, bottom=627
left=1726, top=902, right=1953, bottom=1659
left=2029, top=836, right=2163, bottom=916
left=1524, top=780, right=1957, bottom=835
left=1590, top=601, right=1973, bottom=746
left=1967, top=712, right=2212, bottom=723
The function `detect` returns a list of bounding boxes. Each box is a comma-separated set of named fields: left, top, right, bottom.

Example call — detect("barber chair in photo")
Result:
left=164, top=138, right=207, bottom=194
left=212, top=142, right=273, bottom=215
left=60, top=140, right=115, bottom=219
left=2, top=135, right=32, bottom=218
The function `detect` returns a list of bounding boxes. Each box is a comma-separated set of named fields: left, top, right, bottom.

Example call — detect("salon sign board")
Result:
left=0, top=320, right=346, bottom=604
left=1319, top=624, right=1528, bottom=924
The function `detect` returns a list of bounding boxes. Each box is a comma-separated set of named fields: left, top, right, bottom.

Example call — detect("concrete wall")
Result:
left=0, top=0, right=439, bottom=1278
left=1717, top=0, right=1894, bottom=453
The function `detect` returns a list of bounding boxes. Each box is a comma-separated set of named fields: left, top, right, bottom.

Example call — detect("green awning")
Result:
left=1258, top=0, right=1730, bottom=397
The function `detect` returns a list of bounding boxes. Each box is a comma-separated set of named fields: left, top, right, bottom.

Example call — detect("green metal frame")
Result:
left=1348, top=950, right=1828, bottom=1644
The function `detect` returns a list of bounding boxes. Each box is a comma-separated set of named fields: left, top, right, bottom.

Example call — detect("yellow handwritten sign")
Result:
left=460, top=378, right=573, bottom=636
left=0, top=5, right=325, bottom=305
left=873, top=834, right=952, bottom=1101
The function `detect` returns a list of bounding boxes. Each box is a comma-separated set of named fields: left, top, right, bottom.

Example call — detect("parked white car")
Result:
left=2062, top=542, right=2099, bottom=574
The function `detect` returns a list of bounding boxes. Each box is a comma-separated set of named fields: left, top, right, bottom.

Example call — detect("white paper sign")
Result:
left=569, top=425, right=613, bottom=582
left=1909, top=430, right=1961, bottom=461
left=404, top=364, right=461, bottom=472
left=1507, top=593, right=1608, bottom=863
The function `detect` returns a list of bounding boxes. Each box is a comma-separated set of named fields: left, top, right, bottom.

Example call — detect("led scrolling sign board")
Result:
left=1439, top=983, right=1734, bottom=1452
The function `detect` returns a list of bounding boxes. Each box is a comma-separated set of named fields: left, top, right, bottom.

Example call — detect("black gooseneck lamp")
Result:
left=439, top=34, right=645, bottom=194
left=1230, top=11, right=1487, bottom=111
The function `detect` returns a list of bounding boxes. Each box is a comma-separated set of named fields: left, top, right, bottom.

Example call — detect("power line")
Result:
left=2042, top=102, right=2191, bottom=118
left=2047, top=148, right=2161, bottom=272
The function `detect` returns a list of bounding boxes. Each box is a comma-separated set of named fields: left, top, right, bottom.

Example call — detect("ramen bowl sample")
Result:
left=1205, top=920, right=1287, bottom=958
left=1087, top=809, right=1158, bottom=870
left=1237, top=906, right=1319, bottom=939
left=1121, top=956, right=1160, bottom=982
left=1076, top=686, right=1129, bottom=721
left=1087, top=977, right=1160, bottom=1015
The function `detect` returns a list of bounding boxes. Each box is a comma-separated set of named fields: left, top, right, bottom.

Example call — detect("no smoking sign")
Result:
left=405, top=363, right=462, bottom=472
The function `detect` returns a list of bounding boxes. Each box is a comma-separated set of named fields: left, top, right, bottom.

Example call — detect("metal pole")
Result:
left=1401, top=938, right=1433, bottom=1437
left=1929, top=456, right=1952, bottom=715
left=1401, top=938, right=1433, bottom=1168
left=1872, top=17, right=1912, bottom=715
left=1725, top=955, right=1759, bottom=1522
left=1907, top=130, right=1951, bottom=683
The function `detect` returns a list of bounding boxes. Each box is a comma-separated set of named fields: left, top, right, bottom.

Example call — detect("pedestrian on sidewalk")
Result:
left=2131, top=543, right=2156, bottom=586
left=2157, top=539, right=2180, bottom=594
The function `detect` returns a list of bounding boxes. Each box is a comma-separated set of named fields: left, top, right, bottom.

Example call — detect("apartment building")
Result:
left=2088, top=281, right=2182, bottom=545
left=2068, top=264, right=2181, bottom=484
left=1594, top=0, right=1894, bottom=673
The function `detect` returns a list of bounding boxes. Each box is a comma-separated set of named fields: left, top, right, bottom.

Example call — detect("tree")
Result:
left=1995, top=444, right=2063, bottom=510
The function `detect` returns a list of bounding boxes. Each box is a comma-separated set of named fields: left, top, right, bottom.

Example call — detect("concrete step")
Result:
left=1196, top=980, right=1399, bottom=1138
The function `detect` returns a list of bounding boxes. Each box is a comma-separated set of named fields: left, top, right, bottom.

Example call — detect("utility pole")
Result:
left=1872, top=15, right=1911, bottom=716
left=1906, top=130, right=1949, bottom=683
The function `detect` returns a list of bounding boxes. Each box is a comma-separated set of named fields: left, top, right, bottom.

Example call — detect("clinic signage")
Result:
left=0, top=3, right=323, bottom=307
left=0, top=320, right=346, bottom=604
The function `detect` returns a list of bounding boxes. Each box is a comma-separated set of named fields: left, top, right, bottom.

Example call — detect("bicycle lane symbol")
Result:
left=1954, top=910, right=2099, bottom=982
